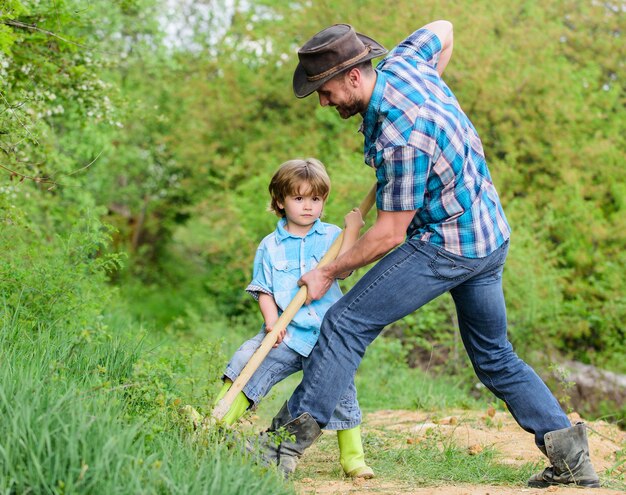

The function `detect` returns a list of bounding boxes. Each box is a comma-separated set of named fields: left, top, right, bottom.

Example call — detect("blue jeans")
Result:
left=287, top=238, right=570, bottom=447
left=225, top=331, right=361, bottom=430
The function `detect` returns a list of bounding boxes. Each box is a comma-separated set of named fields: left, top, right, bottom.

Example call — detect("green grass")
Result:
left=356, top=337, right=485, bottom=412
left=92, top=292, right=626, bottom=493
left=362, top=430, right=538, bottom=486
left=124, top=294, right=489, bottom=428
left=0, top=306, right=294, bottom=495
left=292, top=424, right=542, bottom=489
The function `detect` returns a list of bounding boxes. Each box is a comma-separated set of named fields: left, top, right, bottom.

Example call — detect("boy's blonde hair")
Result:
left=269, top=158, right=331, bottom=217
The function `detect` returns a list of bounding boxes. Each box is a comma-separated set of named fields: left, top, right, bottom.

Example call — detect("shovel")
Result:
left=212, top=183, right=377, bottom=420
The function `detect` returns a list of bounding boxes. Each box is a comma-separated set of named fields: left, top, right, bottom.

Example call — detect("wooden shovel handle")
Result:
left=212, top=183, right=377, bottom=420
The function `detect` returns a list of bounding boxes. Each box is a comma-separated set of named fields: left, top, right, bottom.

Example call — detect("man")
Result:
left=254, top=20, right=599, bottom=488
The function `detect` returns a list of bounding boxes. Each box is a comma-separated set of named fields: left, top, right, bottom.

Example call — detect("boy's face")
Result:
left=277, top=184, right=325, bottom=236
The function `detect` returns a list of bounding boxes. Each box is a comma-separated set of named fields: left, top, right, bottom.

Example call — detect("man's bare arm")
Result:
left=335, top=207, right=365, bottom=279
left=299, top=208, right=416, bottom=304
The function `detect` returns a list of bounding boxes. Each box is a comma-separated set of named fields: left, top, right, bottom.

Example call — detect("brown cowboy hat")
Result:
left=293, top=24, right=387, bottom=98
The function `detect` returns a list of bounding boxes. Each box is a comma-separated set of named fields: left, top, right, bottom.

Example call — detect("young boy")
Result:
left=215, top=157, right=373, bottom=478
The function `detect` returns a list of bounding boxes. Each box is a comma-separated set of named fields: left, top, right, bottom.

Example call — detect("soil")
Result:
left=287, top=409, right=626, bottom=495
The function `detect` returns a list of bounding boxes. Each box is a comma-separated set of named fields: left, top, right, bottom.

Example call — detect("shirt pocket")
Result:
left=308, top=253, right=321, bottom=272
left=272, top=259, right=301, bottom=309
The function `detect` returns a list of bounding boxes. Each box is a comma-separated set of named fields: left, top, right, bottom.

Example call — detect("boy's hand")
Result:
left=265, top=320, right=285, bottom=348
left=344, top=207, right=365, bottom=230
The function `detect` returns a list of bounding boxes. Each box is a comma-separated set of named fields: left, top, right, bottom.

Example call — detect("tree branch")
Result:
left=0, top=162, right=54, bottom=187
left=2, top=19, right=85, bottom=48
left=66, top=150, right=103, bottom=176
left=0, top=150, right=103, bottom=190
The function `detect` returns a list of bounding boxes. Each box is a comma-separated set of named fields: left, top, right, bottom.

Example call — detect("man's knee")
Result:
left=471, top=347, right=524, bottom=377
left=324, top=299, right=346, bottom=327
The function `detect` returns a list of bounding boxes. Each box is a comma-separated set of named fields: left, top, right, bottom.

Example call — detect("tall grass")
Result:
left=0, top=305, right=293, bottom=495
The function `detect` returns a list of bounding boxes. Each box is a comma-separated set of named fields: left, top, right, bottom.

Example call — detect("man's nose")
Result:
left=318, top=93, right=329, bottom=107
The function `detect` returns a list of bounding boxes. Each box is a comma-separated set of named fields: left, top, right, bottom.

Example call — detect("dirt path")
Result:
left=289, top=410, right=626, bottom=495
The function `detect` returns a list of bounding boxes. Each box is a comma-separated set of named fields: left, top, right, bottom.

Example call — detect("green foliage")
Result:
left=1, top=4, right=625, bottom=492
left=0, top=179, right=121, bottom=330
left=0, top=313, right=293, bottom=495
left=123, top=323, right=227, bottom=427
left=1, top=1, right=116, bottom=181
left=118, top=0, right=625, bottom=378
left=82, top=0, right=624, bottom=418
left=357, top=337, right=481, bottom=412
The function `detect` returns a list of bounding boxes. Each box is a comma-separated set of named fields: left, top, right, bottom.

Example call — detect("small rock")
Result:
left=468, top=444, right=483, bottom=455
left=437, top=416, right=458, bottom=425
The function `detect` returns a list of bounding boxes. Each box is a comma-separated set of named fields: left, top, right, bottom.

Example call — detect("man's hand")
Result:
left=298, top=266, right=334, bottom=305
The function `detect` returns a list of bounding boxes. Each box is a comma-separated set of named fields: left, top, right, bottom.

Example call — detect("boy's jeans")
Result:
left=287, top=238, right=570, bottom=447
left=225, top=332, right=361, bottom=430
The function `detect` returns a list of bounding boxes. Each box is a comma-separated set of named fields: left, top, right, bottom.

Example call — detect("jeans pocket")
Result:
left=488, top=239, right=509, bottom=280
left=429, top=249, right=476, bottom=281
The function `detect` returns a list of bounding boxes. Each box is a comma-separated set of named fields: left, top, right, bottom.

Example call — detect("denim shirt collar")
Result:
left=275, top=217, right=326, bottom=242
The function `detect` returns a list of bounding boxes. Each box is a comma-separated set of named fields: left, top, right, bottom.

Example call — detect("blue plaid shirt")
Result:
left=246, top=218, right=344, bottom=357
left=361, top=28, right=510, bottom=258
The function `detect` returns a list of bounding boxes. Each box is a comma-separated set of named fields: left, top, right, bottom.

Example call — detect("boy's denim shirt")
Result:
left=246, top=218, right=343, bottom=357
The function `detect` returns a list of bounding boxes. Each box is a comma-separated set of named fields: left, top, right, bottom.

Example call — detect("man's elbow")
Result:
left=438, top=20, right=453, bottom=36
left=382, top=233, right=406, bottom=252
left=444, top=21, right=453, bottom=48
left=426, top=22, right=452, bottom=62
left=425, top=20, right=453, bottom=40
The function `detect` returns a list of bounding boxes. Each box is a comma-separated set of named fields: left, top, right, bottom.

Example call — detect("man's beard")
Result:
left=335, top=90, right=363, bottom=119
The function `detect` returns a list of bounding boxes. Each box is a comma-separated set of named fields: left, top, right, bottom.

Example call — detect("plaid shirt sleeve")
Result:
left=375, top=145, right=431, bottom=211
left=390, top=28, right=441, bottom=70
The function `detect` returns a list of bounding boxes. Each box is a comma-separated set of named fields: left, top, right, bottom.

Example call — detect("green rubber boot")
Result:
left=214, top=380, right=251, bottom=426
left=337, top=426, right=374, bottom=479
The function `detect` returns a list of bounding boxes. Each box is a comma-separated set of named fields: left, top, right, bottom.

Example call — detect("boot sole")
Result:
left=528, top=480, right=601, bottom=488
left=346, top=466, right=375, bottom=479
